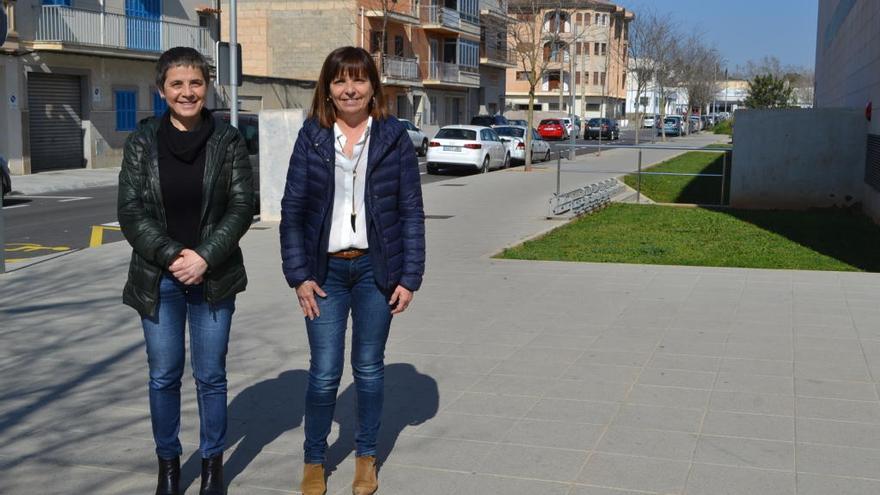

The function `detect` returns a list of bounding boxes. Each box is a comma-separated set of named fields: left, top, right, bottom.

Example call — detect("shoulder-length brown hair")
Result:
left=310, top=46, right=388, bottom=128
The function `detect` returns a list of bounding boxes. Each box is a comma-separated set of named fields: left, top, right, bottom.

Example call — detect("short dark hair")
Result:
left=310, top=46, right=388, bottom=128
left=155, top=47, right=211, bottom=89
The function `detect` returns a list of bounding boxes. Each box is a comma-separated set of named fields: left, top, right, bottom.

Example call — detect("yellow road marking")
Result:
left=5, top=243, right=70, bottom=253
left=89, top=225, right=122, bottom=248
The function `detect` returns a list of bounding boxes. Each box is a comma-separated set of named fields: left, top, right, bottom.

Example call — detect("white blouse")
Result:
left=328, top=117, right=371, bottom=252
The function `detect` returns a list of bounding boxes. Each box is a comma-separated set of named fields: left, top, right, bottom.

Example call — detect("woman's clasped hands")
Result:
left=169, top=248, right=208, bottom=285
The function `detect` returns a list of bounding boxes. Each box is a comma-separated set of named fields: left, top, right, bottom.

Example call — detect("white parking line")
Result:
left=12, top=195, right=92, bottom=202
left=2, top=204, right=29, bottom=210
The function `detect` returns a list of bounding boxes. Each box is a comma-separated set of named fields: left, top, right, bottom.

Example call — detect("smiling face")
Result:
left=328, top=70, right=374, bottom=123
left=159, top=65, right=207, bottom=128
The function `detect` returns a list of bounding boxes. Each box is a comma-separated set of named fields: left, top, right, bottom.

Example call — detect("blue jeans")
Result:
left=304, top=256, right=393, bottom=463
left=141, top=274, right=235, bottom=459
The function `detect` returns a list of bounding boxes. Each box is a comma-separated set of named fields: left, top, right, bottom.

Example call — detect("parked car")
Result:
left=493, top=125, right=552, bottom=163
left=642, top=115, right=659, bottom=128
left=700, top=115, right=712, bottom=129
left=560, top=116, right=581, bottom=138
left=658, top=116, right=684, bottom=136
left=537, top=118, right=567, bottom=140
left=212, top=110, right=260, bottom=209
left=688, top=115, right=703, bottom=132
left=426, top=125, right=509, bottom=174
left=1, top=156, right=11, bottom=203
left=585, top=118, right=620, bottom=140
left=399, top=118, right=429, bottom=157
left=470, top=114, right=508, bottom=127
left=507, top=119, right=528, bottom=127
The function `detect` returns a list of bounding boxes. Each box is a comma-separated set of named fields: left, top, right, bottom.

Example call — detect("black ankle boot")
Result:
left=155, top=456, right=180, bottom=495
left=199, top=453, right=225, bottom=495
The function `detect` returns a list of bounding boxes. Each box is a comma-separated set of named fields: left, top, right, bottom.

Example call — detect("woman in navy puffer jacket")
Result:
left=280, top=46, right=425, bottom=495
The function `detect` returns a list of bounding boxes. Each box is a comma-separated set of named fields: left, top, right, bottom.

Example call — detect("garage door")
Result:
left=28, top=73, right=84, bottom=172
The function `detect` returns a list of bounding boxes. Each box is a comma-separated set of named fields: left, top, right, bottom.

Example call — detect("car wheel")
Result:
left=481, top=155, right=490, bottom=174
left=426, top=163, right=438, bottom=175
left=420, top=139, right=429, bottom=157
left=544, top=149, right=551, bottom=162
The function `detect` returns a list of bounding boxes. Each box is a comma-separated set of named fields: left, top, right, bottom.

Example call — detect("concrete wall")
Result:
left=216, top=75, right=315, bottom=113
left=258, top=109, right=306, bottom=221
left=730, top=108, right=867, bottom=210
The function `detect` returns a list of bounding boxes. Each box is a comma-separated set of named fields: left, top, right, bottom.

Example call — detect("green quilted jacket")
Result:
left=117, top=116, right=254, bottom=317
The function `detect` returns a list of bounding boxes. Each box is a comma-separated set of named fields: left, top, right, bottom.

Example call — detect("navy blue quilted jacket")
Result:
left=280, top=115, right=426, bottom=293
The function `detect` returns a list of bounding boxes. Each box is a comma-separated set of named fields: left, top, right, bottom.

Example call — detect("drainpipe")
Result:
left=360, top=7, right=365, bottom=48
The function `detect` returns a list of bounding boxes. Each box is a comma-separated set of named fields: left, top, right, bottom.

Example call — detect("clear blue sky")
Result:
left=614, top=0, right=818, bottom=71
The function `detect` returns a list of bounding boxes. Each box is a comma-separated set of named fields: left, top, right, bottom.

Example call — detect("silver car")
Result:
left=400, top=119, right=429, bottom=157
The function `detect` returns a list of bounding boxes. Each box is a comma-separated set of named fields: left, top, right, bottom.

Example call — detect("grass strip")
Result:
left=623, top=151, right=730, bottom=205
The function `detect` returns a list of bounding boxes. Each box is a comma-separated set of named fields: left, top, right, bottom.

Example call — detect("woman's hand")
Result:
left=169, top=249, right=208, bottom=285
left=389, top=285, right=413, bottom=315
left=295, top=280, right=327, bottom=320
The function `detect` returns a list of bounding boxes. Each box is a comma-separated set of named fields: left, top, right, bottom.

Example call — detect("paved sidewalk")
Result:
left=2, top=133, right=880, bottom=494
left=6, top=167, right=121, bottom=196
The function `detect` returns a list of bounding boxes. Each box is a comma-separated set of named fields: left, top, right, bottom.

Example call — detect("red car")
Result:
left=537, top=118, right=567, bottom=140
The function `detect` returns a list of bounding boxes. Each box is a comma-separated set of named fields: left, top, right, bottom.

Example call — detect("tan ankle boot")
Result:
left=301, top=463, right=326, bottom=495
left=351, top=455, right=378, bottom=495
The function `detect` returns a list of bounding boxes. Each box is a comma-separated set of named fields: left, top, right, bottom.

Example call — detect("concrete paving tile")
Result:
left=561, top=363, right=641, bottom=383
left=654, top=340, right=726, bottom=357
left=794, top=361, right=872, bottom=381
left=715, top=372, right=794, bottom=395
left=477, top=444, right=590, bottom=481
left=468, top=373, right=559, bottom=397
left=383, top=436, right=494, bottom=472
left=567, top=485, right=660, bottom=495
left=797, top=443, right=880, bottom=479
left=421, top=355, right=502, bottom=375
left=724, top=343, right=793, bottom=361
left=796, top=473, right=880, bottom=495
left=796, top=417, right=880, bottom=449
left=796, top=397, right=880, bottom=423
left=344, top=464, right=465, bottom=495
left=636, top=368, right=716, bottom=389
left=701, top=411, right=794, bottom=441
left=576, top=453, right=690, bottom=493
left=524, top=398, right=619, bottom=425
left=501, top=418, right=603, bottom=451
left=414, top=412, right=518, bottom=442
left=693, top=435, right=794, bottom=470
left=452, top=473, right=571, bottom=495
left=795, top=378, right=878, bottom=401
left=545, top=378, right=634, bottom=403
left=386, top=340, right=459, bottom=356
left=625, top=385, right=711, bottom=409
left=718, top=358, right=793, bottom=377
left=446, top=343, right=520, bottom=360
left=491, top=358, right=567, bottom=378
left=528, top=333, right=600, bottom=349
left=576, top=350, right=652, bottom=367
left=509, top=346, right=584, bottom=364
left=0, top=457, right=156, bottom=495
left=612, top=404, right=704, bottom=433
left=794, top=337, right=864, bottom=353
left=708, top=390, right=795, bottom=416
left=685, top=463, right=794, bottom=495
left=793, top=324, right=860, bottom=339
left=596, top=426, right=698, bottom=460
left=590, top=336, right=660, bottom=353
left=445, top=392, right=540, bottom=419
left=647, top=354, right=720, bottom=372
left=662, top=329, right=729, bottom=344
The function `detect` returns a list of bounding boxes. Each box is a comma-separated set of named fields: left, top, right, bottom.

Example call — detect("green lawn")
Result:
left=622, top=151, right=731, bottom=205
left=497, top=203, right=880, bottom=272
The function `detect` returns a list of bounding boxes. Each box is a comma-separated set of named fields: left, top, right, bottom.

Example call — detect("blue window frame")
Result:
left=152, top=90, right=168, bottom=117
left=126, top=0, right=161, bottom=52
left=115, top=90, right=137, bottom=131
left=42, top=0, right=72, bottom=5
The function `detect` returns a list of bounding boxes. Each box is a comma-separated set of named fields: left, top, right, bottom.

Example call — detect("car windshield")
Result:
left=494, top=127, right=525, bottom=137
left=540, top=119, right=560, bottom=125
left=436, top=128, right=477, bottom=140
left=588, top=119, right=602, bottom=126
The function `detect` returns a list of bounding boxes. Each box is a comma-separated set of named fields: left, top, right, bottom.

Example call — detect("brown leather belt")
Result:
left=329, top=248, right=368, bottom=259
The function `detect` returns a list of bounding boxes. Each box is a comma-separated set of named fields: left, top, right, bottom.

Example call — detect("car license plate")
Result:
left=443, top=145, right=460, bottom=152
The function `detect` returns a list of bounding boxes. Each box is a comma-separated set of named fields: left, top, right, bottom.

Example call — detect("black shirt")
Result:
left=157, top=110, right=214, bottom=249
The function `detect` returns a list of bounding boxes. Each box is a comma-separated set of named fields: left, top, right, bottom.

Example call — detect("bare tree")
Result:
left=626, top=11, right=674, bottom=144
left=676, top=35, right=723, bottom=118
left=649, top=19, right=679, bottom=141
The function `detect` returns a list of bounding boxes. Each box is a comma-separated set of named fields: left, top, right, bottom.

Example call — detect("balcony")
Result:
left=422, top=61, right=480, bottom=88
left=31, top=6, right=212, bottom=60
left=364, top=4, right=420, bottom=26
left=479, top=0, right=511, bottom=21
left=372, top=54, right=421, bottom=86
left=480, top=44, right=515, bottom=68
left=420, top=6, right=480, bottom=37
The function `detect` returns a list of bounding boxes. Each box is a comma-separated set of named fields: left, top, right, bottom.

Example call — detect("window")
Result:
left=576, top=13, right=582, bottom=23
left=370, top=31, right=386, bottom=54
left=575, top=72, right=581, bottom=85
left=585, top=11, right=591, bottom=25
left=593, top=43, right=599, bottom=56
left=152, top=90, right=168, bottom=117
left=621, top=72, right=626, bottom=88
left=394, top=35, right=404, bottom=57
left=459, top=0, right=479, bottom=24
left=115, top=90, right=137, bottom=131
left=593, top=72, right=599, bottom=85
left=458, top=39, right=479, bottom=68
left=516, top=71, right=529, bottom=81
left=428, top=95, right=438, bottom=125
left=576, top=42, right=581, bottom=55
left=595, top=13, right=600, bottom=25
left=43, top=0, right=71, bottom=5
left=602, top=14, right=607, bottom=25
left=600, top=72, right=606, bottom=86
left=601, top=43, right=607, bottom=55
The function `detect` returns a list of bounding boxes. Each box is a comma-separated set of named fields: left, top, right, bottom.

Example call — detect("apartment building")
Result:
left=219, top=0, right=514, bottom=135
left=505, top=0, right=632, bottom=119
left=1, top=0, right=216, bottom=174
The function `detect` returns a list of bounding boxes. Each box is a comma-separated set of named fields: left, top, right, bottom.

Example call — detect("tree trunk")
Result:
left=525, top=88, right=535, bottom=172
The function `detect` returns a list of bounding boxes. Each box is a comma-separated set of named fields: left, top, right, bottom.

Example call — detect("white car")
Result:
left=399, top=119, right=429, bottom=157
left=643, top=115, right=658, bottom=128
left=426, top=125, right=509, bottom=174
left=493, top=125, right=552, bottom=163
left=560, top=117, right=580, bottom=139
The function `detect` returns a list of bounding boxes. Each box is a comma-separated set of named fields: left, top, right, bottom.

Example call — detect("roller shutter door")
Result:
left=27, top=73, right=84, bottom=172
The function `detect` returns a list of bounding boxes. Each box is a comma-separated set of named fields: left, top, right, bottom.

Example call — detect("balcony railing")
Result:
left=372, top=54, right=420, bottom=82
left=34, top=6, right=212, bottom=59
left=425, top=61, right=479, bottom=86
left=481, top=44, right=515, bottom=65
left=479, top=0, right=508, bottom=16
left=420, top=6, right=479, bottom=31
